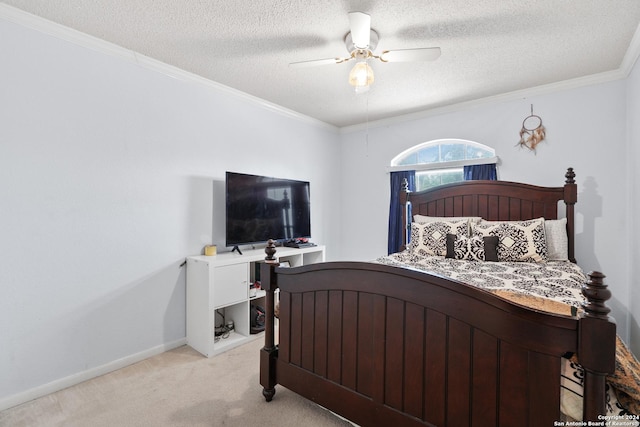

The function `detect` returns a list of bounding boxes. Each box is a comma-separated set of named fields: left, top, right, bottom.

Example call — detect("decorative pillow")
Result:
left=414, top=215, right=482, bottom=225
left=413, top=215, right=481, bottom=237
left=446, top=233, right=499, bottom=261
left=545, top=218, right=568, bottom=261
left=472, top=218, right=548, bottom=263
left=409, top=220, right=468, bottom=256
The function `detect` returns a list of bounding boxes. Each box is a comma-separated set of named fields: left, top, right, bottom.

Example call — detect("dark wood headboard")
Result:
left=400, top=167, right=577, bottom=262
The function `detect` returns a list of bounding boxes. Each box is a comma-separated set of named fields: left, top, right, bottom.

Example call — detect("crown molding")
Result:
left=3, top=3, right=639, bottom=134
left=0, top=4, right=339, bottom=134
left=339, top=68, right=628, bottom=134
left=620, top=21, right=640, bottom=76
left=341, top=21, right=640, bottom=134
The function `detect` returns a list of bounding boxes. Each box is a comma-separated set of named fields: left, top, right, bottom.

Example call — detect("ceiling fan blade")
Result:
left=289, top=57, right=350, bottom=68
left=349, top=11, right=371, bottom=49
left=380, top=47, right=442, bottom=62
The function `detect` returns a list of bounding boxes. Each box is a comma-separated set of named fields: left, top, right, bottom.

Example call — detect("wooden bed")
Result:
left=259, top=168, right=617, bottom=426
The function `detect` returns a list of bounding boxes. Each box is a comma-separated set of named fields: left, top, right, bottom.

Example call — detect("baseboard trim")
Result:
left=0, top=338, right=187, bottom=412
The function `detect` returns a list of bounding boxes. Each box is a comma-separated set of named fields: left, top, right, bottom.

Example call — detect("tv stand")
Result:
left=186, top=245, right=325, bottom=357
left=231, top=245, right=243, bottom=255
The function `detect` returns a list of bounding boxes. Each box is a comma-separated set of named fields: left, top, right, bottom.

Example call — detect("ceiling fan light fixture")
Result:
left=289, top=11, right=441, bottom=94
left=349, top=60, right=374, bottom=93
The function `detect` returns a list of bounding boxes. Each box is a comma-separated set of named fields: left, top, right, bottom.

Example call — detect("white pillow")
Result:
left=545, top=218, right=569, bottom=261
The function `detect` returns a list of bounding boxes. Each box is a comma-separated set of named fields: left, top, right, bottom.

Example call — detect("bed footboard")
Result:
left=260, top=259, right=615, bottom=426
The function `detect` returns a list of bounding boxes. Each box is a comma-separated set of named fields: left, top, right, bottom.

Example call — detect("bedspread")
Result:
left=376, top=251, right=587, bottom=307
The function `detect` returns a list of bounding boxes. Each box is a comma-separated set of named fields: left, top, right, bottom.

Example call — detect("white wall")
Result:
left=626, top=57, right=640, bottom=357
left=339, top=80, right=633, bottom=347
left=0, top=16, right=341, bottom=407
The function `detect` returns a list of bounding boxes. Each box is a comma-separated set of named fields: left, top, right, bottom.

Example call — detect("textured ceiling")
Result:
left=3, top=0, right=640, bottom=128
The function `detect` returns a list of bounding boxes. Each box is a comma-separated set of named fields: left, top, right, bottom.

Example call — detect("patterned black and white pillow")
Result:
left=472, top=218, right=548, bottom=263
left=409, top=220, right=468, bottom=257
left=413, top=215, right=481, bottom=236
left=446, top=233, right=499, bottom=261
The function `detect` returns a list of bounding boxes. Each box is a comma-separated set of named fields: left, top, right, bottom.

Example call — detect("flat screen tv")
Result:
left=225, top=172, right=311, bottom=249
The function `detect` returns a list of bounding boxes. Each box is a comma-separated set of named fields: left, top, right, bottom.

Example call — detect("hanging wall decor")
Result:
left=517, top=105, right=546, bottom=152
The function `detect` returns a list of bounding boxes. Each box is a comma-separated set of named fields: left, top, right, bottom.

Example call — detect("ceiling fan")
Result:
left=289, top=11, right=441, bottom=93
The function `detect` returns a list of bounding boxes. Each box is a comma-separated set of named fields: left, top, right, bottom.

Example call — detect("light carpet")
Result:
left=0, top=337, right=353, bottom=426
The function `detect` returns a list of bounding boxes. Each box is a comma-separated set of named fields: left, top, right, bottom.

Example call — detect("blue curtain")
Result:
left=388, top=171, right=415, bottom=255
left=464, top=163, right=497, bottom=180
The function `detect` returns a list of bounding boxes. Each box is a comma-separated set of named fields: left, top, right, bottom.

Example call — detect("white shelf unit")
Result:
left=186, top=245, right=325, bottom=357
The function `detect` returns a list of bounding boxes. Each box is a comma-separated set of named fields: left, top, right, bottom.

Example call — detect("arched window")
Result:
left=390, top=139, right=497, bottom=190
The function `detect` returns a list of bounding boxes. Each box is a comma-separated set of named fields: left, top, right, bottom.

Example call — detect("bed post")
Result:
left=260, top=239, right=279, bottom=402
left=579, top=271, right=616, bottom=421
left=400, top=178, right=411, bottom=251
left=564, top=167, right=577, bottom=263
